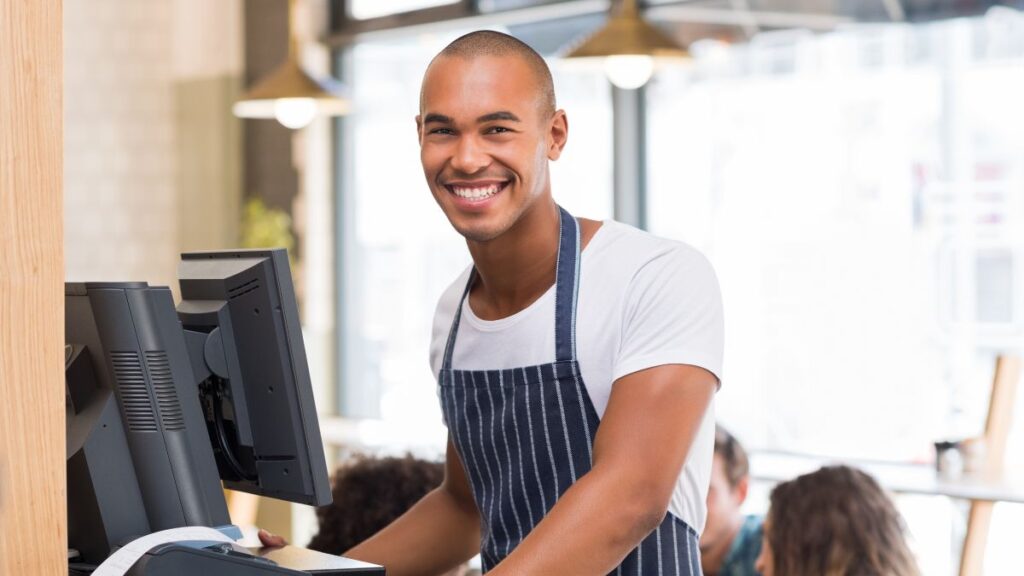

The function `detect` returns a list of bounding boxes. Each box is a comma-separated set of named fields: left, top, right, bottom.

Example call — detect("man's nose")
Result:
left=450, top=136, right=490, bottom=174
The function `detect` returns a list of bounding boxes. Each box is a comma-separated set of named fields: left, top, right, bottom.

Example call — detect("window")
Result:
left=647, top=15, right=1024, bottom=463
left=646, top=12, right=1024, bottom=572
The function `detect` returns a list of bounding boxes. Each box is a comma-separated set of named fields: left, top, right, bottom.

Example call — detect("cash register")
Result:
left=66, top=249, right=384, bottom=575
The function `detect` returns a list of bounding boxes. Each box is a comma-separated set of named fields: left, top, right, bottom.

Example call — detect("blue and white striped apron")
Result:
left=439, top=206, right=702, bottom=574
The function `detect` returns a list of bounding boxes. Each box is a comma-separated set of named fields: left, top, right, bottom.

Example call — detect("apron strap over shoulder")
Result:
left=553, top=205, right=580, bottom=364
left=440, top=204, right=582, bottom=375
left=440, top=268, right=476, bottom=375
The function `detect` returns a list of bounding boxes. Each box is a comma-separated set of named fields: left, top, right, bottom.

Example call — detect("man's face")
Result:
left=416, top=54, right=567, bottom=242
left=700, top=454, right=748, bottom=552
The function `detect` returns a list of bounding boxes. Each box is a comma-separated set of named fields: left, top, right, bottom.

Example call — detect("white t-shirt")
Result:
left=429, top=219, right=723, bottom=533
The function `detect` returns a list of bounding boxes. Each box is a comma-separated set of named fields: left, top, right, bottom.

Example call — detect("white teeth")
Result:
left=451, top=183, right=502, bottom=200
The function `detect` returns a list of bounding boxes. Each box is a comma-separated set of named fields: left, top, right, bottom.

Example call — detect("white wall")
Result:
left=64, top=0, right=243, bottom=290
left=64, top=0, right=179, bottom=288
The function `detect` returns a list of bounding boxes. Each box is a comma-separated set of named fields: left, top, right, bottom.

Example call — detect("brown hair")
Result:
left=713, top=425, right=749, bottom=488
left=423, top=30, right=556, bottom=116
left=766, top=465, right=920, bottom=576
left=307, top=453, right=444, bottom=555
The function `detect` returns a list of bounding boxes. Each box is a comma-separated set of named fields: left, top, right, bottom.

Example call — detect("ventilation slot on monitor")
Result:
left=145, top=350, right=184, bottom=431
left=111, top=351, right=157, bottom=432
left=228, top=278, right=260, bottom=300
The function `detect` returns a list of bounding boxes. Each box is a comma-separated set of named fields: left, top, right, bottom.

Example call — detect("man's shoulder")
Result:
left=722, top=514, right=765, bottom=575
left=596, top=219, right=681, bottom=249
left=587, top=220, right=716, bottom=281
left=738, top=514, right=764, bottom=541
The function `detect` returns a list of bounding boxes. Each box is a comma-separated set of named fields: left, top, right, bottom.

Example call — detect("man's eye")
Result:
left=487, top=126, right=512, bottom=134
left=429, top=128, right=454, bottom=135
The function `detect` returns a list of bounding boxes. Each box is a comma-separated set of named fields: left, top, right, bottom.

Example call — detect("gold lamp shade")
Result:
left=233, top=0, right=349, bottom=129
left=232, top=58, right=350, bottom=119
left=562, top=0, right=688, bottom=89
left=564, top=1, right=688, bottom=59
left=236, top=59, right=346, bottom=107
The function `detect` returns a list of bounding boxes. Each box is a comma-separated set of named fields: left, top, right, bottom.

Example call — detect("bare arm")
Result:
left=489, top=364, right=716, bottom=576
left=342, top=436, right=481, bottom=576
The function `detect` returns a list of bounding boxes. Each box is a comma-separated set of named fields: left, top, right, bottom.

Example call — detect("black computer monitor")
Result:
left=66, top=248, right=331, bottom=567
left=66, top=282, right=232, bottom=565
left=176, top=248, right=330, bottom=505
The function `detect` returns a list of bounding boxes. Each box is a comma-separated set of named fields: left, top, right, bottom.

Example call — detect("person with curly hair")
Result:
left=755, top=465, right=920, bottom=576
left=307, top=454, right=444, bottom=556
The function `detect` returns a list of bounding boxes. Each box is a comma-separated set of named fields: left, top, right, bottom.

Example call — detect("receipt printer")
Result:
left=125, top=541, right=384, bottom=575
left=68, top=538, right=384, bottom=575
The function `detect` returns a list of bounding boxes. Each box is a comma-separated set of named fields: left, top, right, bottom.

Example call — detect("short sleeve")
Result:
left=611, top=246, right=724, bottom=386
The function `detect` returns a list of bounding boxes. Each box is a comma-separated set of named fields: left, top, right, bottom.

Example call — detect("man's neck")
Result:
left=700, top=516, right=744, bottom=575
left=466, top=202, right=602, bottom=321
left=466, top=200, right=560, bottom=320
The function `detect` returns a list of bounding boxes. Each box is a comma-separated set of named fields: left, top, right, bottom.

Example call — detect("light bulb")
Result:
left=273, top=98, right=317, bottom=129
left=604, top=55, right=654, bottom=89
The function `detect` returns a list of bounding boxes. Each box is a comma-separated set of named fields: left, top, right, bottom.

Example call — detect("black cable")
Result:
left=211, top=383, right=257, bottom=482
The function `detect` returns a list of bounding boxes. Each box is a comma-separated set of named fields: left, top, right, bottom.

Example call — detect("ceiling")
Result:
left=329, top=0, right=1024, bottom=48
left=502, top=0, right=1024, bottom=55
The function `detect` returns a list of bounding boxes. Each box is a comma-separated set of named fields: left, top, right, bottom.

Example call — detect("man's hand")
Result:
left=258, top=529, right=288, bottom=548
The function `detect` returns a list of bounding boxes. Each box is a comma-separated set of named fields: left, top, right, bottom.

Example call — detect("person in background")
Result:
left=307, top=454, right=444, bottom=556
left=269, top=453, right=472, bottom=575
left=755, top=465, right=920, bottom=576
left=700, top=426, right=762, bottom=576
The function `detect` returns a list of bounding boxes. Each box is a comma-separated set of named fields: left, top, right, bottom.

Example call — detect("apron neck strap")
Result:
left=553, top=205, right=580, bottom=363
left=441, top=205, right=581, bottom=373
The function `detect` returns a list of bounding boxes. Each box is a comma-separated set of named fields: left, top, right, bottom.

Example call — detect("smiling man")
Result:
left=320, top=31, right=721, bottom=575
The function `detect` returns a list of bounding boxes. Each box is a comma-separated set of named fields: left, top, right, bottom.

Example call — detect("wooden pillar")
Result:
left=0, top=0, right=65, bottom=573
left=959, top=356, right=1020, bottom=576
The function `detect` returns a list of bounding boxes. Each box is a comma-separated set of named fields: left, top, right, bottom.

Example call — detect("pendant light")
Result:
left=233, top=0, right=349, bottom=129
left=563, top=0, right=688, bottom=89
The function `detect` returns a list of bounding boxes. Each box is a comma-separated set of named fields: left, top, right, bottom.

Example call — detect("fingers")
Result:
left=258, top=528, right=289, bottom=548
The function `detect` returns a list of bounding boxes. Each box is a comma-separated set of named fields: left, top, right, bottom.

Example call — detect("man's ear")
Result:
left=415, top=115, right=423, bottom=142
left=547, top=109, right=568, bottom=161
left=735, top=476, right=750, bottom=506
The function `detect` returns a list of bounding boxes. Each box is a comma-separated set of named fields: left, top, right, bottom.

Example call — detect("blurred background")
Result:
left=63, top=0, right=1024, bottom=573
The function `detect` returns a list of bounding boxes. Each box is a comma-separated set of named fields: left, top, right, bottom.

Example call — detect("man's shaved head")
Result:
left=421, top=30, right=556, bottom=117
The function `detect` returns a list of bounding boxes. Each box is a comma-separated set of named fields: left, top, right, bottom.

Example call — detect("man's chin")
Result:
left=446, top=214, right=509, bottom=243
left=456, top=226, right=504, bottom=243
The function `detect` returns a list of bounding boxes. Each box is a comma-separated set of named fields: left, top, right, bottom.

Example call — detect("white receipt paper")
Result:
left=91, top=526, right=234, bottom=576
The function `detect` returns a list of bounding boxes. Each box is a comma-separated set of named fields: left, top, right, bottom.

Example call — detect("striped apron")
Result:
left=439, top=206, right=702, bottom=574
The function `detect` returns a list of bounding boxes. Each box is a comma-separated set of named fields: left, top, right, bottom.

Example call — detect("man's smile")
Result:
left=443, top=180, right=510, bottom=202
